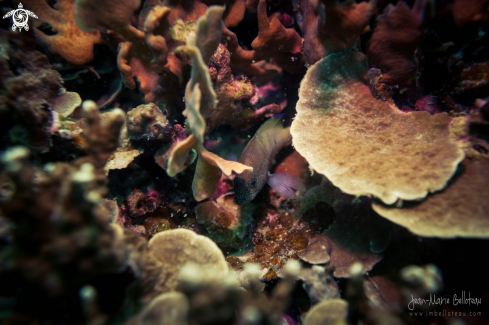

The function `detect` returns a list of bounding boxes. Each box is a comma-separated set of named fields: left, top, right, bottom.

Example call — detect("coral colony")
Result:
left=1, top=0, right=489, bottom=324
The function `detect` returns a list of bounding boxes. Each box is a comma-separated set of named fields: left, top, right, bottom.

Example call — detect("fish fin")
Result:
left=267, top=173, right=303, bottom=199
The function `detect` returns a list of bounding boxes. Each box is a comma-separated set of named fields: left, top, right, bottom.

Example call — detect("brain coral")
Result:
left=290, top=51, right=465, bottom=205
left=372, top=158, right=489, bottom=238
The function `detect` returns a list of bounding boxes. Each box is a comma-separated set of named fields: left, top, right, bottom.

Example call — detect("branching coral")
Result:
left=114, top=0, right=207, bottom=105
left=203, top=0, right=246, bottom=27
left=291, top=50, right=465, bottom=205
left=74, top=101, right=126, bottom=180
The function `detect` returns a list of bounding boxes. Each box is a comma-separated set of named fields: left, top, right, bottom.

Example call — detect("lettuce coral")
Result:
left=291, top=50, right=465, bottom=205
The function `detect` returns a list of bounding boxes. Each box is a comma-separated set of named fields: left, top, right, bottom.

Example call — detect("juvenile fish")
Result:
left=234, top=118, right=303, bottom=205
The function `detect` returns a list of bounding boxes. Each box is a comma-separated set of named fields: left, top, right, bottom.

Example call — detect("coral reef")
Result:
left=1, top=0, right=489, bottom=324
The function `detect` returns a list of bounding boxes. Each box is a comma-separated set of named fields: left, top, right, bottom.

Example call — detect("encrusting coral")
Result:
left=291, top=50, right=465, bottom=205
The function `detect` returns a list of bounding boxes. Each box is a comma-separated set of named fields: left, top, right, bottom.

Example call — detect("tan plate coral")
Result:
left=372, top=158, right=489, bottom=238
left=148, top=228, right=229, bottom=292
left=291, top=50, right=465, bottom=205
left=302, top=298, right=348, bottom=325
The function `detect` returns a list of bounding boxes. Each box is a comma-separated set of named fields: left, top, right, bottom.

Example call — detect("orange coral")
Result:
left=23, top=0, right=102, bottom=65
left=75, top=0, right=144, bottom=42
left=203, top=0, right=246, bottom=27
left=222, top=0, right=303, bottom=75
left=116, top=1, right=208, bottom=104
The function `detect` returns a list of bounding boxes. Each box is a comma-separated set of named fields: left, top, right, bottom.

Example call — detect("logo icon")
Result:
left=2, top=3, right=38, bottom=32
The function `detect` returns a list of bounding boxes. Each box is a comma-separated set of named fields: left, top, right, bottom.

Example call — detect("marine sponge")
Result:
left=291, top=51, right=465, bottom=205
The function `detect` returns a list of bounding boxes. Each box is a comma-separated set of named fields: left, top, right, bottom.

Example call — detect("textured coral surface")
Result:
left=291, top=51, right=465, bottom=205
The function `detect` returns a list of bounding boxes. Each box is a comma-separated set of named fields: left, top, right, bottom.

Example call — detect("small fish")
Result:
left=234, top=118, right=303, bottom=205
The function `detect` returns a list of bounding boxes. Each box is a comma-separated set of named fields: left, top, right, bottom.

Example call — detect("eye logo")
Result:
left=2, top=3, right=38, bottom=32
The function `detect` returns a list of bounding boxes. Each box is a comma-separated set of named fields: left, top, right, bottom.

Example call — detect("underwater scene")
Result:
left=0, top=0, right=488, bottom=324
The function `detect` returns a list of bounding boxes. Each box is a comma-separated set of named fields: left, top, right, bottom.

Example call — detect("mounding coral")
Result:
left=291, top=50, right=465, bottom=205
